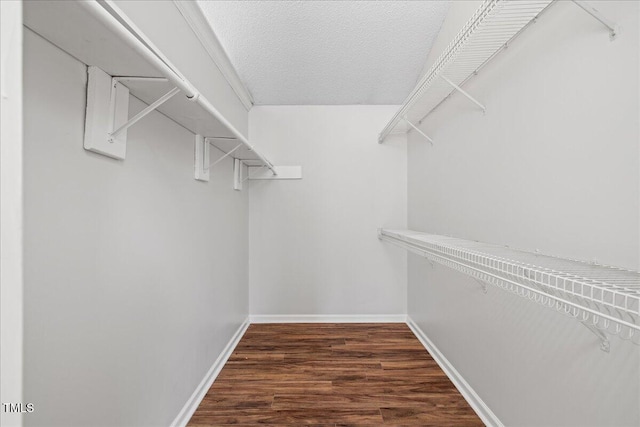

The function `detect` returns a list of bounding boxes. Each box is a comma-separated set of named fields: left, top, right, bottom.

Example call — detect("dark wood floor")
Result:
left=188, top=323, right=482, bottom=426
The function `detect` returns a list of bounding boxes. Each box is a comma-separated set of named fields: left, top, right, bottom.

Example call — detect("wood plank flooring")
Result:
left=188, top=323, right=482, bottom=426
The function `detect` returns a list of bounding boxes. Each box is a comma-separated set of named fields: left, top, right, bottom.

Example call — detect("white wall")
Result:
left=22, top=29, right=249, bottom=426
left=1, top=2, right=23, bottom=426
left=248, top=106, right=407, bottom=317
left=407, top=1, right=640, bottom=426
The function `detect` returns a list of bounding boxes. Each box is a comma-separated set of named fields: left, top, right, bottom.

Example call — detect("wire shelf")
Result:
left=379, top=0, right=554, bottom=142
left=380, top=229, right=640, bottom=347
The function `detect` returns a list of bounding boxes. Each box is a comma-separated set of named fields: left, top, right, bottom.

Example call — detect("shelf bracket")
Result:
left=441, top=76, right=486, bottom=114
left=109, top=86, right=180, bottom=140
left=233, top=159, right=243, bottom=191
left=196, top=137, right=302, bottom=186
left=404, top=118, right=434, bottom=145
left=246, top=165, right=303, bottom=181
left=581, top=321, right=610, bottom=352
left=473, top=278, right=489, bottom=294
left=242, top=165, right=268, bottom=183
left=84, top=66, right=129, bottom=159
left=572, top=1, right=620, bottom=40
left=205, top=142, right=243, bottom=170
left=84, top=67, right=182, bottom=160
left=534, top=285, right=611, bottom=352
left=194, top=134, right=210, bottom=181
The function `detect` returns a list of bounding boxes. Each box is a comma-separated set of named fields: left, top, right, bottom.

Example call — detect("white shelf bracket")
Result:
left=204, top=141, right=243, bottom=170
left=404, top=118, right=434, bottom=145
left=572, top=1, right=620, bottom=40
left=84, top=67, right=183, bottom=160
left=581, top=321, right=611, bottom=352
left=196, top=137, right=300, bottom=186
left=194, top=134, right=209, bottom=182
left=242, top=165, right=268, bottom=183
left=84, top=66, right=129, bottom=159
left=246, top=166, right=302, bottom=181
left=109, top=86, right=180, bottom=140
left=537, top=288, right=611, bottom=352
left=530, top=283, right=611, bottom=352
left=233, top=159, right=243, bottom=191
left=473, top=278, right=489, bottom=294
left=441, top=75, right=486, bottom=114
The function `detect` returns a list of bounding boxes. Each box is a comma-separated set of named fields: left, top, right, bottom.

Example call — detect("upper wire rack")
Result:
left=379, top=0, right=554, bottom=142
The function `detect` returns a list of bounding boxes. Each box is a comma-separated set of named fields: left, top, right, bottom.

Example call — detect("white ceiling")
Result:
left=197, top=1, right=450, bottom=105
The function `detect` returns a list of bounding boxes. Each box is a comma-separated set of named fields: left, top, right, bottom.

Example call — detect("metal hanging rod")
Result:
left=78, top=0, right=276, bottom=175
left=109, top=86, right=180, bottom=140
left=113, top=77, right=168, bottom=83
left=79, top=1, right=197, bottom=98
left=379, top=229, right=640, bottom=351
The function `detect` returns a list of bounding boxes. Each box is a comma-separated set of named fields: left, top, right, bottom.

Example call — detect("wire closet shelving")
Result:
left=378, top=0, right=619, bottom=143
left=379, top=229, right=640, bottom=352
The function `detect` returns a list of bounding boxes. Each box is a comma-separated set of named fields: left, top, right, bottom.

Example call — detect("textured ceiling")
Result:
left=197, top=1, right=450, bottom=105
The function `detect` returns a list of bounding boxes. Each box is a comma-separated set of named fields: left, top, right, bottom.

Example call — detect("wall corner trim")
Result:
left=170, top=317, right=250, bottom=427
left=406, top=316, right=503, bottom=427
left=172, top=0, right=254, bottom=111
left=249, top=314, right=408, bottom=323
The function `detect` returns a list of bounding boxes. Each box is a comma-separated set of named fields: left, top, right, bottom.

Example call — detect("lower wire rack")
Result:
left=380, top=229, right=640, bottom=351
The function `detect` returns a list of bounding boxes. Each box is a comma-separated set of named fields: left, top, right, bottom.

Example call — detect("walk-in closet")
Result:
left=1, top=1, right=638, bottom=426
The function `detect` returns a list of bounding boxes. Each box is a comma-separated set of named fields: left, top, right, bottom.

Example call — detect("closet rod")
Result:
left=78, top=0, right=276, bottom=175
left=79, top=1, right=197, bottom=98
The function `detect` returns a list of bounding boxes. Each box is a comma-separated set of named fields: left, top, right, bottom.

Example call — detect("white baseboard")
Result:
left=249, top=314, right=407, bottom=323
left=170, top=317, right=250, bottom=427
left=406, top=316, right=503, bottom=427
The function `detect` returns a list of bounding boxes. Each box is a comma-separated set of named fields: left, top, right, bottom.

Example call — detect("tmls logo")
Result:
left=2, top=403, right=34, bottom=413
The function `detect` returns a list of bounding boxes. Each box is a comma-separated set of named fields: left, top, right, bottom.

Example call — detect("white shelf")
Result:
left=380, top=229, right=640, bottom=350
left=24, top=0, right=274, bottom=170
left=380, top=0, right=554, bottom=142
left=379, top=0, right=620, bottom=143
